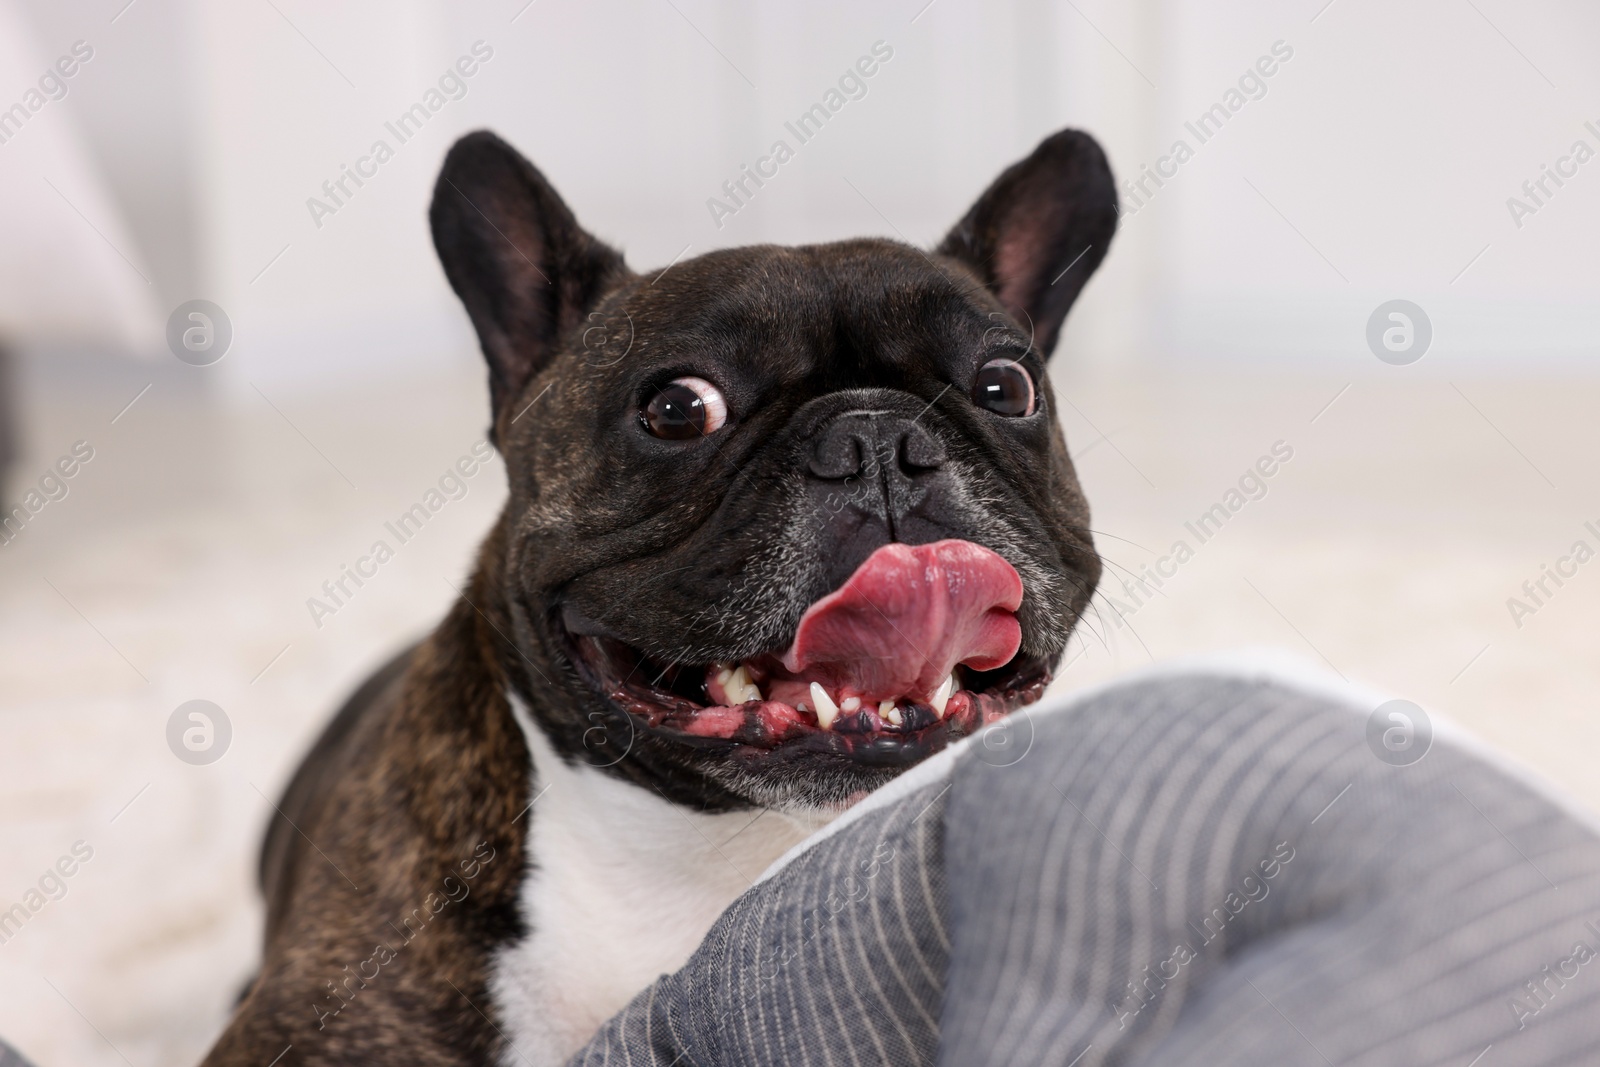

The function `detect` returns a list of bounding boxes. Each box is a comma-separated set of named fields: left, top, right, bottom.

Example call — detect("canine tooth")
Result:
left=887, top=706, right=904, bottom=726
left=878, top=699, right=895, bottom=716
left=727, top=664, right=761, bottom=703
left=841, top=696, right=861, bottom=712
left=810, top=682, right=839, bottom=730
left=931, top=675, right=955, bottom=718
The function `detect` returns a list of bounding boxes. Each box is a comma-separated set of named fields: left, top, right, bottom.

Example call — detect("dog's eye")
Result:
left=641, top=377, right=728, bottom=439
left=972, top=359, right=1036, bottom=417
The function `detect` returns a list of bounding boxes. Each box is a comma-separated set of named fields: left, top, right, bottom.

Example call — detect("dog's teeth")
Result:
left=727, top=663, right=761, bottom=703
left=715, top=667, right=733, bottom=687
left=878, top=699, right=896, bottom=718
left=810, top=682, right=839, bottom=730
left=886, top=706, right=903, bottom=726
left=841, top=696, right=861, bottom=712
left=931, top=675, right=955, bottom=718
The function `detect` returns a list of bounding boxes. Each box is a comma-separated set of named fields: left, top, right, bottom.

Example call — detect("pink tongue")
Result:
left=779, top=540, right=1023, bottom=703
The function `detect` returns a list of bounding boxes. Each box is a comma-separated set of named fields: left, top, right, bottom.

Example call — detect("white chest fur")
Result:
left=492, top=692, right=827, bottom=1065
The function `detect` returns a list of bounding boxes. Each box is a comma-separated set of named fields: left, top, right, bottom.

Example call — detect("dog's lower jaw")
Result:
left=490, top=689, right=831, bottom=1065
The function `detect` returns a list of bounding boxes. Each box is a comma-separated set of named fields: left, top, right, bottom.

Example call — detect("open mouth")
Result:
left=565, top=540, right=1053, bottom=764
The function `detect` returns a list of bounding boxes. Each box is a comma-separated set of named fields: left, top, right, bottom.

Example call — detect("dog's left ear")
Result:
left=937, top=128, right=1118, bottom=358
left=431, top=130, right=629, bottom=444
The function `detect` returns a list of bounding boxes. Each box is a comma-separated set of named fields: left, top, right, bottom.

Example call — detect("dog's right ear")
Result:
left=431, top=131, right=628, bottom=444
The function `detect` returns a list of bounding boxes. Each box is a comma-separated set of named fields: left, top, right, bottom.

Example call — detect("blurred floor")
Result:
left=2, top=355, right=1599, bottom=1066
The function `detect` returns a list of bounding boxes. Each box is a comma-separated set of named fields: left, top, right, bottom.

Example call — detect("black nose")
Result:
left=807, top=412, right=946, bottom=481
left=805, top=412, right=955, bottom=587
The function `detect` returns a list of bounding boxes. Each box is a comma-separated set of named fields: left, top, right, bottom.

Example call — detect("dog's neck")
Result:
left=489, top=687, right=830, bottom=1064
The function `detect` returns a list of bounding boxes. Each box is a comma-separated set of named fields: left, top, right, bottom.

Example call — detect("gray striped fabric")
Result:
left=567, top=673, right=1600, bottom=1066
left=0, top=1040, right=38, bottom=1067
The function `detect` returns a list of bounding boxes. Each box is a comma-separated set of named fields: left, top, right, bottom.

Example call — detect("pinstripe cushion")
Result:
left=567, top=671, right=1600, bottom=1066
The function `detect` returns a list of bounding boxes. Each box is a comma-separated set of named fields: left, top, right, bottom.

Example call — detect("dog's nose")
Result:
left=805, top=412, right=955, bottom=585
left=807, top=412, right=946, bottom=481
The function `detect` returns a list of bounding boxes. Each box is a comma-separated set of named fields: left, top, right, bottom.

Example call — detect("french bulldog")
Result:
left=201, top=125, right=1116, bottom=1066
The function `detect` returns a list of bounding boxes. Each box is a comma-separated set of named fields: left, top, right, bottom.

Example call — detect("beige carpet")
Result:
left=3, top=360, right=1597, bottom=1066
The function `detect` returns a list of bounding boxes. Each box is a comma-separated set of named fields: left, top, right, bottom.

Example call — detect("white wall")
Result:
left=184, top=0, right=1172, bottom=392
left=1148, top=0, right=1600, bottom=364
left=18, top=0, right=1600, bottom=395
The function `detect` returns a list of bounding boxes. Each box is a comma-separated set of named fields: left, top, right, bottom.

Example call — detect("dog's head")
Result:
left=430, top=129, right=1116, bottom=809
